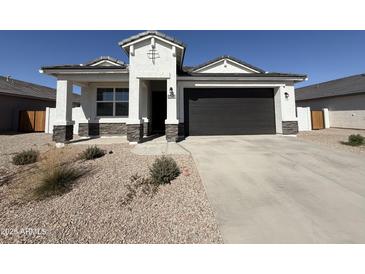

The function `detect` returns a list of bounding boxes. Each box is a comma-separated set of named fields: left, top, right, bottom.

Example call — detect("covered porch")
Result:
left=42, top=70, right=182, bottom=146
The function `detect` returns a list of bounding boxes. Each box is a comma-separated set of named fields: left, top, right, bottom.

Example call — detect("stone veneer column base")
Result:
left=282, top=121, right=298, bottom=135
left=78, top=123, right=126, bottom=137
left=165, top=123, right=185, bottom=142
left=53, top=125, right=73, bottom=143
left=127, top=124, right=143, bottom=143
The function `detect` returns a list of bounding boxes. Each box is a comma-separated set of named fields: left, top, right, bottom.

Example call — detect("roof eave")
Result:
left=40, top=67, right=129, bottom=76
left=177, top=75, right=307, bottom=82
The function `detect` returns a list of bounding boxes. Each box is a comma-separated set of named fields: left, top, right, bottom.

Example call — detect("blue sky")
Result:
left=0, top=30, right=364, bottom=89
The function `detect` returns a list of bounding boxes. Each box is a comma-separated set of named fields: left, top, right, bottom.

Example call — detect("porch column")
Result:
left=165, top=77, right=182, bottom=142
left=78, top=84, right=93, bottom=137
left=127, top=78, right=143, bottom=143
left=52, top=80, right=74, bottom=145
left=278, top=85, right=299, bottom=135
left=140, top=80, right=151, bottom=137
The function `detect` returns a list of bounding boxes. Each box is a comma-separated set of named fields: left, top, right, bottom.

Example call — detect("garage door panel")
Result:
left=184, top=88, right=276, bottom=136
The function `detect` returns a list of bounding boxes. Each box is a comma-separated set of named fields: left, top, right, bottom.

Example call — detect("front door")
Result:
left=151, top=91, right=167, bottom=133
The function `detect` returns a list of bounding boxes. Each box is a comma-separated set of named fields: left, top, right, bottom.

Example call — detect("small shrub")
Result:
left=79, top=145, right=105, bottom=160
left=35, top=164, right=85, bottom=198
left=343, top=134, right=365, bottom=146
left=120, top=174, right=158, bottom=206
left=12, top=149, right=39, bottom=165
left=149, top=156, right=180, bottom=185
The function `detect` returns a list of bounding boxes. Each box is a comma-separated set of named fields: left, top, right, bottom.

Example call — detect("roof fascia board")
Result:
left=177, top=76, right=305, bottom=82
left=41, top=69, right=128, bottom=75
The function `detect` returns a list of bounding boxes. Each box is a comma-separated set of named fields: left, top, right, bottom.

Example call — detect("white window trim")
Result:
left=96, top=87, right=129, bottom=118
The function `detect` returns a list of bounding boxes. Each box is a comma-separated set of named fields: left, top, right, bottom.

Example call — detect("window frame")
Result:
left=96, top=87, right=129, bottom=117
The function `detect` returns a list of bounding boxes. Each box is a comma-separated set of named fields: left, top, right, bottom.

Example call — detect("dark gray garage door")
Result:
left=184, top=88, right=276, bottom=136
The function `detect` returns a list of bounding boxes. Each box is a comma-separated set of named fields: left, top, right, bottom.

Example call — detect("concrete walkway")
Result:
left=69, top=136, right=127, bottom=145
left=179, top=135, right=365, bottom=243
left=132, top=135, right=190, bottom=155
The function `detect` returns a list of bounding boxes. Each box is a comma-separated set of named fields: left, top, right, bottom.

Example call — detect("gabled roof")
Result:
left=296, top=73, right=365, bottom=101
left=0, top=75, right=55, bottom=100
left=191, top=55, right=266, bottom=73
left=85, top=56, right=125, bottom=66
left=118, top=30, right=186, bottom=48
left=118, top=31, right=186, bottom=69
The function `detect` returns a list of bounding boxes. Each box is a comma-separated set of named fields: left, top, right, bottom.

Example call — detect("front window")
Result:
left=96, top=88, right=129, bottom=117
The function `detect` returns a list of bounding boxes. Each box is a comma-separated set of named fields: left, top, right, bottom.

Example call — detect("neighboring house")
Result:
left=296, top=74, right=365, bottom=129
left=40, top=30, right=307, bottom=144
left=0, top=75, right=56, bottom=132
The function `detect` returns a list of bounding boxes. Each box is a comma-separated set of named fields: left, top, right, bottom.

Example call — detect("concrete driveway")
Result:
left=179, top=135, right=365, bottom=243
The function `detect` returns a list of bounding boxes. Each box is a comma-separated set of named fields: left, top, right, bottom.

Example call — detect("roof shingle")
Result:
left=0, top=75, right=55, bottom=100
left=296, top=73, right=365, bottom=101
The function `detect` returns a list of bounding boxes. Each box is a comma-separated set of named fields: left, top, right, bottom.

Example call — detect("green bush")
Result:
left=12, top=149, right=39, bottom=165
left=149, top=156, right=180, bottom=185
left=79, top=145, right=105, bottom=160
left=347, top=134, right=365, bottom=146
left=35, top=164, right=85, bottom=198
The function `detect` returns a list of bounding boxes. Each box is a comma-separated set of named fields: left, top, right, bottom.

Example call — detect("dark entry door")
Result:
left=184, top=88, right=276, bottom=136
left=151, top=91, right=167, bottom=133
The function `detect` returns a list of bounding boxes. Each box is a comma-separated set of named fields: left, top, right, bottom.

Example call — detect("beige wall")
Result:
left=297, top=93, right=365, bottom=129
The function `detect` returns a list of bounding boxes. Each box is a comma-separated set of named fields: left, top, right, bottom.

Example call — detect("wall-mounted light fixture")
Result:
left=284, top=92, right=289, bottom=99
left=168, top=87, right=175, bottom=99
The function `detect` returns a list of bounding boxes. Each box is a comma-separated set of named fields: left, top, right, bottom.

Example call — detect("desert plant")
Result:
left=79, top=145, right=105, bottom=160
left=149, top=155, right=180, bottom=185
left=12, top=149, right=39, bottom=165
left=35, top=164, right=85, bottom=198
left=343, top=134, right=365, bottom=146
left=120, top=174, right=158, bottom=206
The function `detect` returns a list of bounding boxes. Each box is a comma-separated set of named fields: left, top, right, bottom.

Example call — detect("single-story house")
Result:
left=0, top=75, right=57, bottom=132
left=40, top=30, right=307, bottom=144
left=296, top=74, right=365, bottom=129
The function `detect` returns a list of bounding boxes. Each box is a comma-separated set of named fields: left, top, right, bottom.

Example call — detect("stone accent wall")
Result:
left=78, top=123, right=126, bottom=137
left=166, top=123, right=185, bottom=142
left=53, top=125, right=73, bottom=143
left=143, top=121, right=151, bottom=137
left=282, top=121, right=298, bottom=135
left=127, top=124, right=143, bottom=142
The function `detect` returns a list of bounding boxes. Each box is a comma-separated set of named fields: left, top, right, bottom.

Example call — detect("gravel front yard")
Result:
left=0, top=133, right=222, bottom=244
left=297, top=128, right=365, bottom=153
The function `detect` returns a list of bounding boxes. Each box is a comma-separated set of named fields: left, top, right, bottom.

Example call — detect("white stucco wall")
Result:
left=279, top=84, right=297, bottom=122
left=46, top=107, right=84, bottom=134
left=54, top=80, right=74, bottom=125
left=128, top=37, right=178, bottom=125
left=297, top=107, right=312, bottom=131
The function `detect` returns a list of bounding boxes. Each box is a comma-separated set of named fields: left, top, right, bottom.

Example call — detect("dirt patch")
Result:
left=297, top=128, right=365, bottom=154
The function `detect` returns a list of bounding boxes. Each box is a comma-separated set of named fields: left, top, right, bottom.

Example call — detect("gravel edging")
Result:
left=0, top=135, right=223, bottom=244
